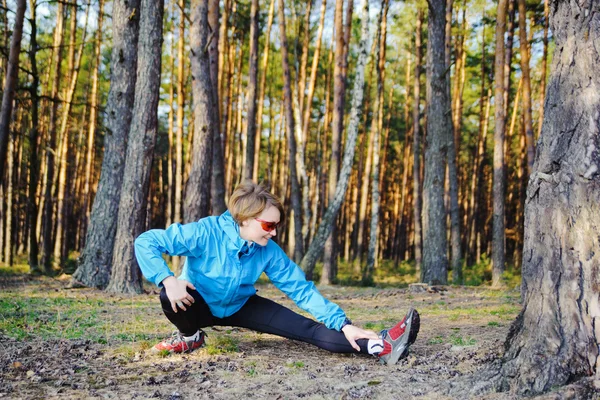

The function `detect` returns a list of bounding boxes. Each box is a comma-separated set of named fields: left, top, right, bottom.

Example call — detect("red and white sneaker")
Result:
left=378, top=308, right=420, bottom=365
left=152, top=330, right=206, bottom=354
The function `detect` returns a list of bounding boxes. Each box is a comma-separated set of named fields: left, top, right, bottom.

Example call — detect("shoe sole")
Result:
left=386, top=308, right=420, bottom=365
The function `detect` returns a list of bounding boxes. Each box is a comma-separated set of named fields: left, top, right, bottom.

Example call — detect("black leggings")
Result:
left=159, top=288, right=370, bottom=354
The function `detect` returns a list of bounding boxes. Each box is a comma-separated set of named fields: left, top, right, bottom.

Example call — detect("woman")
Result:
left=135, top=181, right=419, bottom=365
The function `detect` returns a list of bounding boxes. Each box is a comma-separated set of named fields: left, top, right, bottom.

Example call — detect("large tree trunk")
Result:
left=106, top=0, right=164, bottom=294
left=243, top=0, right=259, bottom=180
left=421, top=0, right=449, bottom=285
left=71, top=0, right=139, bottom=289
left=301, top=0, right=370, bottom=278
left=277, top=0, right=304, bottom=262
left=492, top=0, right=508, bottom=287
left=498, top=0, right=600, bottom=395
left=0, top=0, right=25, bottom=181
left=184, top=0, right=217, bottom=222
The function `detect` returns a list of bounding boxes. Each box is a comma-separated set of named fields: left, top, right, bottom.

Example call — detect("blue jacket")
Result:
left=134, top=211, right=347, bottom=331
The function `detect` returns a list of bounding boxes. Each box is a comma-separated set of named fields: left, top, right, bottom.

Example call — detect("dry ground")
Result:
left=0, top=275, right=588, bottom=399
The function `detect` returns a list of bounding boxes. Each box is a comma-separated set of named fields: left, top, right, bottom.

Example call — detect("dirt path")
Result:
left=1, top=276, right=523, bottom=399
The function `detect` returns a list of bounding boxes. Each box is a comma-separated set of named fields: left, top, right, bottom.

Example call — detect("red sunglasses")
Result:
left=255, top=218, right=280, bottom=232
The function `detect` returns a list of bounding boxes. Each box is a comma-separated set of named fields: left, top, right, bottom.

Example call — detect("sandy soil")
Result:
left=0, top=276, right=574, bottom=399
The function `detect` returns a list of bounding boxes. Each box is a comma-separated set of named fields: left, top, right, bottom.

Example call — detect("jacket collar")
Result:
left=218, top=211, right=257, bottom=255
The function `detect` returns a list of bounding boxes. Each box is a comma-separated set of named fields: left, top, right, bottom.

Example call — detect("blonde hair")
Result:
left=228, top=181, right=285, bottom=226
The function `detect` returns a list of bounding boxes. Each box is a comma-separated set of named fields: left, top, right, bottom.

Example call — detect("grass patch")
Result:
left=487, top=321, right=500, bottom=327
left=449, top=334, right=476, bottom=346
left=287, top=361, right=305, bottom=369
left=205, top=335, right=239, bottom=355
left=363, top=322, right=386, bottom=332
left=428, top=335, right=445, bottom=345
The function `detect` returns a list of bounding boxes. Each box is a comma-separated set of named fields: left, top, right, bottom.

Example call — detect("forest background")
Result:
left=0, top=0, right=551, bottom=290
left=2, top=0, right=600, bottom=397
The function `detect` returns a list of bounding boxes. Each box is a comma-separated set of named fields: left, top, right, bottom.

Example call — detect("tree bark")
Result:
left=184, top=0, right=217, bottom=222
left=106, top=0, right=164, bottom=294
left=536, top=0, right=549, bottom=140
left=498, top=0, right=600, bottom=394
left=243, top=0, right=259, bottom=180
left=277, top=0, right=304, bottom=262
left=492, top=0, right=508, bottom=287
left=72, top=0, right=139, bottom=289
left=422, top=0, right=449, bottom=285
left=301, top=0, right=370, bottom=278
left=0, top=0, right=25, bottom=181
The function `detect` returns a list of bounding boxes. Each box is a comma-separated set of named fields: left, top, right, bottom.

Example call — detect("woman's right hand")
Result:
left=162, top=276, right=196, bottom=313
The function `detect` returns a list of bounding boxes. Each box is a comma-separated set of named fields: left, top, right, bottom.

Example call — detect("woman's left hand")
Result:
left=342, top=325, right=380, bottom=352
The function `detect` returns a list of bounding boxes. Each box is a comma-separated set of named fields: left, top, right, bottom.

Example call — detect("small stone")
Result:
left=26, top=370, right=35, bottom=378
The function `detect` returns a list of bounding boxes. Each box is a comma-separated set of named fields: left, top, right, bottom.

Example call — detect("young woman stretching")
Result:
left=134, top=181, right=419, bottom=365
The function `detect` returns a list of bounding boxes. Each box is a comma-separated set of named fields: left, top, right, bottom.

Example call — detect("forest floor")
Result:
left=0, top=274, right=586, bottom=400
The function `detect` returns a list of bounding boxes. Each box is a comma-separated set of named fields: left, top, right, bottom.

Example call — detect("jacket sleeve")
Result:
left=264, top=245, right=347, bottom=331
left=134, top=222, right=207, bottom=287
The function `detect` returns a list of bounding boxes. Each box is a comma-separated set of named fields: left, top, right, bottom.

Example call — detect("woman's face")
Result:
left=239, top=205, right=281, bottom=247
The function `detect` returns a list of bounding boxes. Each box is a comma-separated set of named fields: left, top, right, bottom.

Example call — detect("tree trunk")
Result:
left=54, top=3, right=89, bottom=268
left=27, top=0, right=41, bottom=273
left=0, top=0, right=25, bottom=181
left=445, top=5, right=462, bottom=284
left=71, top=0, right=139, bottom=289
left=4, top=128, right=14, bottom=265
left=243, top=0, right=259, bottom=180
left=517, top=0, right=535, bottom=174
left=80, top=0, right=105, bottom=247
left=301, top=0, right=326, bottom=150
left=184, top=0, right=217, bottom=222
left=301, top=0, right=370, bottom=278
left=498, top=1, right=600, bottom=394
left=422, top=0, right=449, bottom=285
left=277, top=0, right=304, bottom=262
left=322, top=0, right=350, bottom=283
left=253, top=0, right=276, bottom=180
left=365, top=0, right=388, bottom=283
left=536, top=0, right=549, bottom=140
left=492, top=0, right=508, bottom=287
left=171, top=0, right=186, bottom=272
left=106, top=0, right=164, bottom=294
left=209, top=0, right=226, bottom=215
left=41, top=1, right=66, bottom=272
left=412, top=8, right=424, bottom=273
left=297, top=0, right=312, bottom=121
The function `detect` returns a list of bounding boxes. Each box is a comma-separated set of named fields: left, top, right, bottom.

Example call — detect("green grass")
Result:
left=428, top=335, right=445, bottom=345
left=205, top=335, right=239, bottom=355
left=0, top=291, right=168, bottom=343
left=287, top=361, right=305, bottom=369
left=487, top=321, right=501, bottom=327
left=363, top=322, right=386, bottom=331
left=449, top=334, right=476, bottom=346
